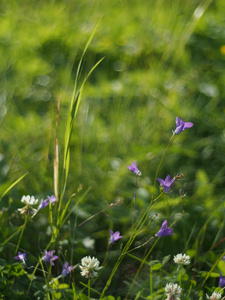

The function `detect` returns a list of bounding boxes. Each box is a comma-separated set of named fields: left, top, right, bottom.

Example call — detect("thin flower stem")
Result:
left=153, top=133, right=175, bottom=188
left=15, top=215, right=28, bottom=255
left=100, top=192, right=163, bottom=299
left=125, top=238, right=159, bottom=299
left=150, top=256, right=153, bottom=296
left=102, top=242, right=110, bottom=266
left=88, top=278, right=91, bottom=299
left=179, top=265, right=182, bottom=287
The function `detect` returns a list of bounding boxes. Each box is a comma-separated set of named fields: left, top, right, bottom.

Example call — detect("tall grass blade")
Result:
left=0, top=172, right=28, bottom=201
left=54, top=96, right=60, bottom=200
left=60, top=19, right=103, bottom=204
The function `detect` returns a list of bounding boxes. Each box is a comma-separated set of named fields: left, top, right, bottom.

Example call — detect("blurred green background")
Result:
left=0, top=0, right=225, bottom=297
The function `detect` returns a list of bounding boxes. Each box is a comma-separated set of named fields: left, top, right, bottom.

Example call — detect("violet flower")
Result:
left=14, top=251, right=27, bottom=263
left=127, top=162, right=141, bottom=176
left=62, top=261, right=73, bottom=277
left=110, top=230, right=123, bottom=243
left=42, top=250, right=58, bottom=266
left=39, top=195, right=57, bottom=210
left=174, top=117, right=193, bottom=134
left=219, top=274, right=225, bottom=287
left=157, top=175, right=176, bottom=193
left=156, top=220, right=174, bottom=237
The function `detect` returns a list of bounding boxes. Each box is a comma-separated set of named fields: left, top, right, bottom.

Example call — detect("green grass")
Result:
left=0, top=0, right=225, bottom=298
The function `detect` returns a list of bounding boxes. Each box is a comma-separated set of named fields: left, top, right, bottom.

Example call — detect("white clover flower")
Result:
left=206, top=292, right=222, bottom=300
left=18, top=206, right=37, bottom=216
left=165, top=283, right=182, bottom=300
left=79, top=256, right=102, bottom=278
left=21, top=195, right=38, bottom=205
left=173, top=253, right=190, bottom=265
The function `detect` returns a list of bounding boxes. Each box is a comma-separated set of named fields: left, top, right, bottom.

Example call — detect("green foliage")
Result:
left=0, top=0, right=225, bottom=299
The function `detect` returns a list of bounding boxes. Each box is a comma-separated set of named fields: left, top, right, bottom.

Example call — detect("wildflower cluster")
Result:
left=17, top=195, right=57, bottom=217
left=11, top=115, right=223, bottom=298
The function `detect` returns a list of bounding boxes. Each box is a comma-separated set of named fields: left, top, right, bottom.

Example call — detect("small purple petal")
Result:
left=219, top=274, right=225, bottom=287
left=127, top=162, right=142, bottom=176
left=157, top=175, right=175, bottom=193
left=14, top=252, right=27, bottom=262
left=39, top=195, right=57, bottom=210
left=174, top=117, right=193, bottom=134
left=42, top=250, right=58, bottom=266
left=156, top=220, right=174, bottom=237
left=62, top=261, right=73, bottom=277
left=110, top=230, right=123, bottom=243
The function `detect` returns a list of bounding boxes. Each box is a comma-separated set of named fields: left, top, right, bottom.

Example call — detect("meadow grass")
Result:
left=0, top=0, right=225, bottom=299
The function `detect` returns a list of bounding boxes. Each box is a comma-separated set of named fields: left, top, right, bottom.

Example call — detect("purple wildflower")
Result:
left=156, top=220, right=174, bottom=237
left=219, top=274, right=225, bottom=287
left=62, top=261, right=73, bottom=277
left=42, top=250, right=58, bottom=266
left=14, top=252, right=27, bottom=263
left=110, top=230, right=123, bottom=243
left=174, top=117, right=193, bottom=134
left=127, top=162, right=141, bottom=176
left=157, top=175, right=176, bottom=193
left=39, top=195, right=57, bottom=210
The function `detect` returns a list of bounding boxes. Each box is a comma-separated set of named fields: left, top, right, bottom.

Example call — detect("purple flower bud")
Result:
left=219, top=274, right=225, bottom=287
left=39, top=195, right=57, bottom=210
left=156, top=220, right=174, bottom=237
left=110, top=230, right=123, bottom=243
left=42, top=250, right=58, bottom=266
left=127, top=162, right=142, bottom=176
left=174, top=117, right=193, bottom=134
left=62, top=262, right=73, bottom=277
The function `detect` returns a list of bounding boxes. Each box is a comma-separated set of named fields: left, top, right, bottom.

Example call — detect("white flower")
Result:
left=165, top=283, right=182, bottom=300
left=173, top=253, right=190, bottom=265
left=21, top=195, right=38, bottom=205
left=18, top=206, right=37, bottom=216
left=206, top=292, right=222, bottom=300
left=79, top=256, right=102, bottom=278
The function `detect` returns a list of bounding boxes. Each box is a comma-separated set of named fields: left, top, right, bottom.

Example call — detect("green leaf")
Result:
left=218, top=261, right=225, bottom=276
left=162, top=255, right=171, bottom=266
left=150, top=263, right=162, bottom=270
left=58, top=283, right=69, bottom=290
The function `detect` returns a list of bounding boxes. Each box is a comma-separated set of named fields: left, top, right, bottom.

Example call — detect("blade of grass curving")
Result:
left=0, top=172, right=28, bottom=200
left=60, top=19, right=103, bottom=208
left=54, top=96, right=60, bottom=200
left=58, top=186, right=91, bottom=228
left=61, top=56, right=104, bottom=203
left=171, top=0, right=213, bottom=67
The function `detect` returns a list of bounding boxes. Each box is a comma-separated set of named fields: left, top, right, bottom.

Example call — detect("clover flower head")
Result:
left=219, top=274, right=225, bottom=287
left=174, top=117, right=193, bottom=135
left=206, top=291, right=222, bottom=300
left=165, top=283, right=182, bottom=300
left=110, top=230, right=123, bottom=244
left=156, top=220, right=174, bottom=237
left=173, top=253, right=190, bottom=265
left=18, top=206, right=38, bottom=216
left=21, top=195, right=38, bottom=205
left=127, top=162, right=142, bottom=176
left=42, top=250, right=58, bottom=266
left=14, top=251, right=27, bottom=263
left=157, top=175, right=176, bottom=193
left=39, top=195, right=57, bottom=210
left=79, top=256, right=102, bottom=278
left=61, top=261, right=73, bottom=277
